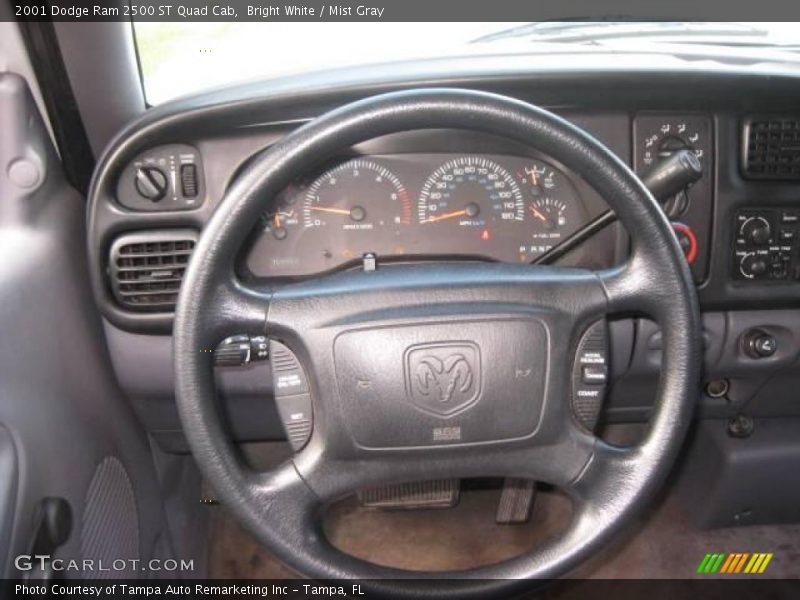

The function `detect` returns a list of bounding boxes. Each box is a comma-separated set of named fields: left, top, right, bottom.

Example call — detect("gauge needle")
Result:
left=308, top=206, right=352, bottom=216
left=529, top=206, right=549, bottom=223
left=422, top=209, right=467, bottom=224
left=272, top=210, right=295, bottom=228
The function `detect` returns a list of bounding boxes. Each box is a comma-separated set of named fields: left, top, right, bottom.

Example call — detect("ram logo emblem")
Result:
left=404, top=342, right=481, bottom=417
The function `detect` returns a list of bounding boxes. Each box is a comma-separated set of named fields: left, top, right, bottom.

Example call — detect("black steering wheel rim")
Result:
left=173, top=88, right=701, bottom=594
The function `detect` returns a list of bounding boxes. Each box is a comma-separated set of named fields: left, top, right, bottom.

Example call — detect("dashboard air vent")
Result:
left=109, top=230, right=197, bottom=311
left=743, top=117, right=800, bottom=179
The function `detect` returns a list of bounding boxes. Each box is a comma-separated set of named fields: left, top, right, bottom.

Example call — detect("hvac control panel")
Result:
left=733, top=208, right=800, bottom=281
left=634, top=113, right=713, bottom=283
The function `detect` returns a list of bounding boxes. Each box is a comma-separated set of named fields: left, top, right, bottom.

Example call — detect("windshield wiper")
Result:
left=473, top=20, right=769, bottom=45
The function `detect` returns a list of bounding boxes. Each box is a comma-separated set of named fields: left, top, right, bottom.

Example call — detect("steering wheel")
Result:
left=173, top=89, right=701, bottom=594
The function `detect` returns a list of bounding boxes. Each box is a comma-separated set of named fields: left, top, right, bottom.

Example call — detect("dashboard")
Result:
left=89, top=66, right=800, bottom=333
left=83, top=61, right=800, bottom=457
left=247, top=153, right=587, bottom=277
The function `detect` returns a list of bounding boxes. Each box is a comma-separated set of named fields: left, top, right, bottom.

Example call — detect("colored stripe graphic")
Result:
left=698, top=552, right=773, bottom=575
left=735, top=553, right=750, bottom=573
left=759, top=553, right=773, bottom=573
left=711, top=553, right=726, bottom=573
left=697, top=553, right=727, bottom=574
left=697, top=554, right=712, bottom=573
left=723, top=553, right=738, bottom=573
left=719, top=554, right=736, bottom=573
left=745, top=554, right=760, bottom=573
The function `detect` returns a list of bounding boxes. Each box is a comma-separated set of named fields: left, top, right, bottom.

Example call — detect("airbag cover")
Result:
left=333, top=318, right=549, bottom=449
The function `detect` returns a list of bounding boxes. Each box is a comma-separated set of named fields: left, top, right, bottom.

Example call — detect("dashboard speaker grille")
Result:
left=109, top=230, right=197, bottom=311
left=743, top=117, right=800, bottom=179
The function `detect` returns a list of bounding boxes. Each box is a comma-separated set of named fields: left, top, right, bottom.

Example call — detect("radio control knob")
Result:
left=741, top=216, right=772, bottom=245
left=739, top=253, right=767, bottom=279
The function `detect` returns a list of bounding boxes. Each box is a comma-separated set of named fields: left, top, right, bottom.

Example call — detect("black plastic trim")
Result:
left=16, top=20, right=94, bottom=193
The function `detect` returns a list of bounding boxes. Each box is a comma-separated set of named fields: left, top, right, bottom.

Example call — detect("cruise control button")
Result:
left=581, top=365, right=608, bottom=385
left=269, top=340, right=309, bottom=396
left=571, top=320, right=609, bottom=431
left=275, top=393, right=313, bottom=450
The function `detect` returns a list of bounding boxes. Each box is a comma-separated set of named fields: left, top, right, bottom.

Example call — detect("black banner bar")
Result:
left=9, top=0, right=800, bottom=22
left=6, top=579, right=800, bottom=600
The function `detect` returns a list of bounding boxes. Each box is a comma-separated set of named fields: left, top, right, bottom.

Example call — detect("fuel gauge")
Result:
left=529, top=197, right=568, bottom=232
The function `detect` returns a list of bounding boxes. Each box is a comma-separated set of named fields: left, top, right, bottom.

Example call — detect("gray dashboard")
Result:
left=86, top=63, right=800, bottom=451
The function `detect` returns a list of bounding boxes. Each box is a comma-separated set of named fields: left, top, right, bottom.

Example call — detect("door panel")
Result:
left=0, top=71, right=174, bottom=579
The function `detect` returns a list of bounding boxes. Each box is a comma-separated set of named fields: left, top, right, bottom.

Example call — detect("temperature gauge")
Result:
left=521, top=162, right=557, bottom=195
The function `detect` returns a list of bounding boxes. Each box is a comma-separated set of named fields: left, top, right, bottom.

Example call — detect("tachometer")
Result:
left=303, top=159, right=411, bottom=232
left=418, top=157, right=524, bottom=230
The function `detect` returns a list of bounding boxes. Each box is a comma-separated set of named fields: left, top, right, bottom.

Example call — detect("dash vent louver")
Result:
left=109, top=230, right=197, bottom=311
left=743, top=117, right=800, bottom=180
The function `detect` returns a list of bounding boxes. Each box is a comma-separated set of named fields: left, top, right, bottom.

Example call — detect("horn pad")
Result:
left=332, top=317, right=549, bottom=449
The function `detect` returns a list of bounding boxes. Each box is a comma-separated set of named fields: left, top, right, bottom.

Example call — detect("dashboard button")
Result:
left=742, top=329, right=777, bottom=359
left=274, top=393, right=313, bottom=451
left=581, top=365, right=608, bottom=385
left=180, top=164, right=198, bottom=197
left=268, top=341, right=314, bottom=450
left=572, top=321, right=609, bottom=431
left=269, top=340, right=309, bottom=396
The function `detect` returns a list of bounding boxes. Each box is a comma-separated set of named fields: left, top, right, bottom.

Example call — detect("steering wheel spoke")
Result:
left=215, top=462, right=357, bottom=579
left=199, top=278, right=270, bottom=346
left=596, top=243, right=692, bottom=322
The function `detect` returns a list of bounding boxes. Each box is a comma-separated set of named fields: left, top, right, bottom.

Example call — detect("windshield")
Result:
left=133, top=22, right=800, bottom=105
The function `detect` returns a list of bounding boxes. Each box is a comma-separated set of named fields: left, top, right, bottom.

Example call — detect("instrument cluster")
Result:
left=244, top=153, right=588, bottom=277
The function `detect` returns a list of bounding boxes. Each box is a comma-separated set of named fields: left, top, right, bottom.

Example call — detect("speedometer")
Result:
left=418, top=157, right=524, bottom=230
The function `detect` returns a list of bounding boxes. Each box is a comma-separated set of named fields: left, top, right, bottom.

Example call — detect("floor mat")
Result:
left=207, top=484, right=800, bottom=579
